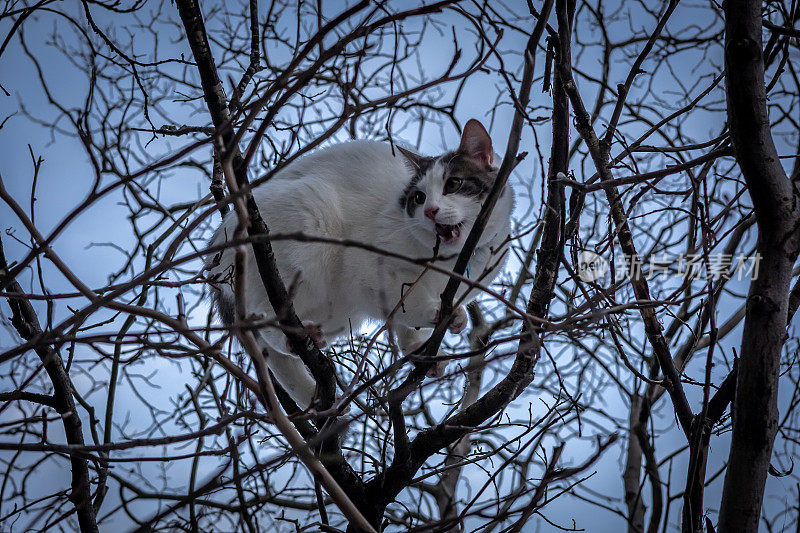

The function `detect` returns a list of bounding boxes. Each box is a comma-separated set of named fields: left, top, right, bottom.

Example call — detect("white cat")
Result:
left=206, top=119, right=514, bottom=408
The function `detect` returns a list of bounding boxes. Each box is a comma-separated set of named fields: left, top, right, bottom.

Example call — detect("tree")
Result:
left=0, top=1, right=798, bottom=532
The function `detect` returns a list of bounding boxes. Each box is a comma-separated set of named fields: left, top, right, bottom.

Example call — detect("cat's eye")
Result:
left=444, top=177, right=463, bottom=194
left=413, top=191, right=427, bottom=205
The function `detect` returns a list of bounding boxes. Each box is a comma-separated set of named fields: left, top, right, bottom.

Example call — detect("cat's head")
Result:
left=397, top=119, right=511, bottom=251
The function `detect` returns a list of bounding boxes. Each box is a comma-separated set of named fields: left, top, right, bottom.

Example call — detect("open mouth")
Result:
left=435, top=222, right=462, bottom=244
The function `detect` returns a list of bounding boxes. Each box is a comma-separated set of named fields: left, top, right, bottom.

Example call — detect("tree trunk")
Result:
left=624, top=395, right=646, bottom=533
left=718, top=1, right=800, bottom=531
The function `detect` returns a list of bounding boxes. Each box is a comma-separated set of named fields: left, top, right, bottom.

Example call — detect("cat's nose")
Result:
left=424, top=206, right=439, bottom=221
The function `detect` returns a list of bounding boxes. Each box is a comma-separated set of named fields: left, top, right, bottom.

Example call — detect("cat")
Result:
left=206, top=119, right=514, bottom=409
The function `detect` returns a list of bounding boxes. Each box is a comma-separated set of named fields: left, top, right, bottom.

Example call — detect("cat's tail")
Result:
left=204, top=212, right=238, bottom=326
left=210, top=285, right=236, bottom=326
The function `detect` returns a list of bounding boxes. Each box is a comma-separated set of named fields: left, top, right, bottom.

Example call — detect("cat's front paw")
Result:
left=426, top=353, right=450, bottom=378
left=432, top=305, right=468, bottom=334
left=304, top=323, right=327, bottom=348
left=449, top=305, right=468, bottom=334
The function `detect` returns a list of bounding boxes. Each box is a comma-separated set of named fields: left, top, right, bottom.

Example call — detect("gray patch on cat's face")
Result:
left=438, top=151, right=498, bottom=199
left=398, top=154, right=436, bottom=217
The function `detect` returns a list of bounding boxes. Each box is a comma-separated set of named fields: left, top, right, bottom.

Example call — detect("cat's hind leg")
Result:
left=254, top=329, right=317, bottom=410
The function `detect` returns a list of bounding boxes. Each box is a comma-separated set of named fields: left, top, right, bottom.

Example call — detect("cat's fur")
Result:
left=206, top=119, right=514, bottom=408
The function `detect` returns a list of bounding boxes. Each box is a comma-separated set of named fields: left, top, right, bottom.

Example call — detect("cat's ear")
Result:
left=396, top=145, right=426, bottom=170
left=459, top=119, right=494, bottom=167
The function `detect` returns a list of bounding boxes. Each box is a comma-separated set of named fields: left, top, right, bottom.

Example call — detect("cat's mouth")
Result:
left=435, top=222, right=463, bottom=244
